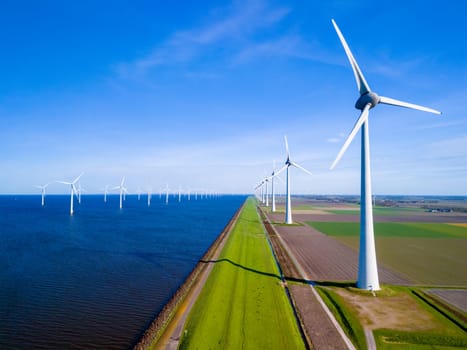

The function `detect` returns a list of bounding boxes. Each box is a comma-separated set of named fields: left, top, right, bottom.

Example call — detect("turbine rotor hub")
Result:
left=355, top=92, right=380, bottom=110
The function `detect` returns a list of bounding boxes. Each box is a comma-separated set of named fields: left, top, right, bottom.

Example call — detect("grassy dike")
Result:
left=178, top=197, right=306, bottom=349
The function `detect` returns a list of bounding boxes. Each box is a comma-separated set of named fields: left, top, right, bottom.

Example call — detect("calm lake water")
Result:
left=0, top=194, right=246, bottom=349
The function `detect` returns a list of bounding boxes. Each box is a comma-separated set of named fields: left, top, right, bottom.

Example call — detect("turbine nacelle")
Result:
left=355, top=92, right=380, bottom=110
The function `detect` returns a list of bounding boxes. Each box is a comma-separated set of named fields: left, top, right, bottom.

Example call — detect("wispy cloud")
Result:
left=114, top=1, right=290, bottom=80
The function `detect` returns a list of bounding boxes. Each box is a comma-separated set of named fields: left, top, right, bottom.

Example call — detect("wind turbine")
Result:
left=263, top=176, right=270, bottom=207
left=77, top=182, right=87, bottom=204
left=137, top=187, right=142, bottom=201
left=35, top=183, right=50, bottom=207
left=164, top=184, right=170, bottom=204
left=101, top=184, right=111, bottom=203
left=276, top=136, right=312, bottom=225
left=330, top=19, right=441, bottom=291
left=147, top=188, right=152, bottom=207
left=58, top=173, right=84, bottom=215
left=112, top=177, right=128, bottom=209
left=271, top=161, right=277, bottom=212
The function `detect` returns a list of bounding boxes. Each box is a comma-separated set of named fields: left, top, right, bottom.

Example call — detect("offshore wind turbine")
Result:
left=101, top=184, right=111, bottom=203
left=58, top=172, right=84, bottom=215
left=276, top=136, right=312, bottom=225
left=77, top=182, right=87, bottom=204
left=35, top=183, right=50, bottom=207
left=112, top=177, right=128, bottom=209
left=164, top=184, right=170, bottom=204
left=147, top=188, right=152, bottom=207
left=330, top=19, right=441, bottom=291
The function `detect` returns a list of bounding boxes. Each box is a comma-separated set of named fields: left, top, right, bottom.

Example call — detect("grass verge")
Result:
left=178, top=197, right=305, bottom=349
left=315, top=286, right=367, bottom=350
left=316, top=284, right=467, bottom=350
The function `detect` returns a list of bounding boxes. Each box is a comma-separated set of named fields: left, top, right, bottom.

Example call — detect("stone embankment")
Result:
left=133, top=203, right=244, bottom=350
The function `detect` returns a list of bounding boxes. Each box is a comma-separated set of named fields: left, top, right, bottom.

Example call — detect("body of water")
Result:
left=0, top=194, right=246, bottom=349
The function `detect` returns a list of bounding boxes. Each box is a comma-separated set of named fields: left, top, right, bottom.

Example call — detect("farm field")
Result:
left=307, top=221, right=467, bottom=286
left=178, top=198, right=305, bottom=349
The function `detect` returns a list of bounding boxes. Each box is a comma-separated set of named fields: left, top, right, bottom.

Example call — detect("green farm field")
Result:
left=307, top=222, right=467, bottom=285
left=325, top=206, right=425, bottom=216
left=179, top=198, right=305, bottom=349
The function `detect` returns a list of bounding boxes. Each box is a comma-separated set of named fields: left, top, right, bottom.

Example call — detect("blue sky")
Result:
left=1, top=0, right=466, bottom=195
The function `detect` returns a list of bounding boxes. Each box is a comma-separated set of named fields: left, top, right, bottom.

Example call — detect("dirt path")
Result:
left=261, top=210, right=356, bottom=350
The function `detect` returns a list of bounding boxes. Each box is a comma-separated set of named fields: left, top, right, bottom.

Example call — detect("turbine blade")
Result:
left=379, top=96, right=441, bottom=115
left=284, top=135, right=290, bottom=159
left=332, top=19, right=371, bottom=96
left=274, top=164, right=288, bottom=177
left=121, top=176, right=125, bottom=186
left=111, top=186, right=120, bottom=190
left=330, top=104, right=371, bottom=170
left=275, top=175, right=285, bottom=185
left=58, top=181, right=72, bottom=185
left=290, top=161, right=312, bottom=175
left=73, top=172, right=84, bottom=184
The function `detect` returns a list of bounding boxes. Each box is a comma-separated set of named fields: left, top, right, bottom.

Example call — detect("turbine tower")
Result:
left=35, top=183, right=50, bottom=207
left=330, top=19, right=441, bottom=291
left=276, top=136, right=312, bottom=224
left=58, top=172, right=84, bottom=215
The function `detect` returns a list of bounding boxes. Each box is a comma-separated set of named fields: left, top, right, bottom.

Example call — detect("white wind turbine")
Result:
left=137, top=187, right=142, bottom=201
left=164, top=184, right=170, bottom=204
left=101, top=184, right=111, bottom=203
left=112, top=177, right=128, bottom=209
left=35, top=183, right=50, bottom=207
left=276, top=136, right=312, bottom=225
left=271, top=161, right=277, bottom=212
left=147, top=188, right=152, bottom=207
left=77, top=182, right=87, bottom=204
left=58, top=173, right=84, bottom=215
left=330, top=19, right=441, bottom=291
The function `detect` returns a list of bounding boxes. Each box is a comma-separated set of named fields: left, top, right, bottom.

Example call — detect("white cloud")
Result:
left=114, top=1, right=290, bottom=80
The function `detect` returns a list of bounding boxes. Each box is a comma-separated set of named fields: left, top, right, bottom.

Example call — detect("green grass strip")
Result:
left=307, top=222, right=467, bottom=238
left=178, top=198, right=305, bottom=350
left=374, top=329, right=467, bottom=349
left=326, top=206, right=425, bottom=216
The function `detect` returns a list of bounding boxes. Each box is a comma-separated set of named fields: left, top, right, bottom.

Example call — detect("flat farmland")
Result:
left=307, top=221, right=467, bottom=286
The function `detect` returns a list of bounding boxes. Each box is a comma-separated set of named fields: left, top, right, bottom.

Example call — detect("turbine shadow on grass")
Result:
left=200, top=258, right=281, bottom=281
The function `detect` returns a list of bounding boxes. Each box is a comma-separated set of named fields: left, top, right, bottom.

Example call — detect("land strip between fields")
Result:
left=259, top=207, right=356, bottom=350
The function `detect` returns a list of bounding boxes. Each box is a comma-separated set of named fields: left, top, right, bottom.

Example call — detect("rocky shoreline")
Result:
left=133, top=202, right=244, bottom=349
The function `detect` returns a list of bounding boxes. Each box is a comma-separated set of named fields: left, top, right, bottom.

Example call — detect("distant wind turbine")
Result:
left=330, top=19, right=441, bottom=291
left=164, top=184, right=170, bottom=204
left=35, top=183, right=50, bottom=207
left=271, top=161, right=277, bottom=212
left=77, top=182, right=87, bottom=204
left=147, top=188, right=152, bottom=207
left=112, top=177, right=128, bottom=209
left=58, top=173, right=84, bottom=215
left=276, top=136, right=312, bottom=224
left=101, top=184, right=111, bottom=203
